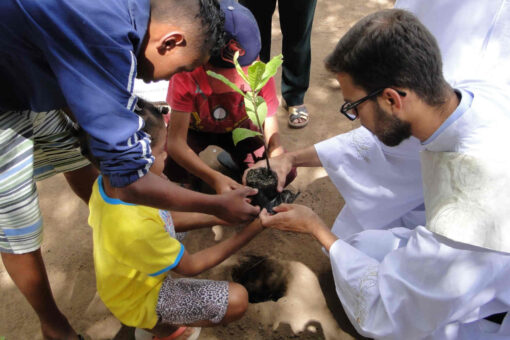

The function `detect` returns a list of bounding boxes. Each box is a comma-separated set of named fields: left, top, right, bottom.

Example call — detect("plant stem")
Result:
left=251, top=92, right=272, bottom=172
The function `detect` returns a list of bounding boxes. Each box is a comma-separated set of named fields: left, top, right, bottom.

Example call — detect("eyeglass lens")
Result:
left=344, top=108, right=357, bottom=120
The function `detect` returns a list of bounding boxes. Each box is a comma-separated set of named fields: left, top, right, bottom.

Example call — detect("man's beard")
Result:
left=374, top=104, right=412, bottom=147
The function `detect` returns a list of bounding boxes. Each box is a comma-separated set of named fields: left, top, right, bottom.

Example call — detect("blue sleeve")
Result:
left=18, top=0, right=152, bottom=187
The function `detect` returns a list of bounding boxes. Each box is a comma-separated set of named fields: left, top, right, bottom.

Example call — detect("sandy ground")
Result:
left=0, top=0, right=394, bottom=339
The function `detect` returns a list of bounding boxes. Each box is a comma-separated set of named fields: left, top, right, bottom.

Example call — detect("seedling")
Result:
left=207, top=52, right=283, bottom=172
left=207, top=52, right=298, bottom=212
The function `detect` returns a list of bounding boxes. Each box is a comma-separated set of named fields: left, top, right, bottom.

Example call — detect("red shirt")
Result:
left=167, top=66, right=278, bottom=133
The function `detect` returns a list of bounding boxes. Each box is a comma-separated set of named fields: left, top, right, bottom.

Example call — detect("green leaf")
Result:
left=233, top=51, right=250, bottom=89
left=255, top=54, right=283, bottom=92
left=232, top=128, right=262, bottom=146
left=244, top=96, right=267, bottom=128
left=206, top=70, right=245, bottom=97
left=247, top=61, right=266, bottom=93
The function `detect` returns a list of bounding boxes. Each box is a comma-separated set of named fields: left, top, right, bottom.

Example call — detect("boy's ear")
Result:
left=157, top=32, right=186, bottom=54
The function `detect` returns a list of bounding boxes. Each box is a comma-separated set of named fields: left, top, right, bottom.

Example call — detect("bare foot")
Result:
left=40, top=315, right=78, bottom=340
left=153, top=327, right=201, bottom=340
left=174, top=327, right=195, bottom=340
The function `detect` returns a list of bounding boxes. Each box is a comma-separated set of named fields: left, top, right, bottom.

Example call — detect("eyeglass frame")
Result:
left=340, top=87, right=407, bottom=121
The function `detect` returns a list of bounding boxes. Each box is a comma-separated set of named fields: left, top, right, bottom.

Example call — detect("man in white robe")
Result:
left=260, top=9, right=510, bottom=339
left=251, top=0, right=510, bottom=240
left=327, top=0, right=510, bottom=238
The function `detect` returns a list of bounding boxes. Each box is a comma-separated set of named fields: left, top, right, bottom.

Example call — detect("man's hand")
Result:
left=259, top=204, right=326, bottom=234
left=215, top=186, right=260, bottom=223
left=212, top=173, right=244, bottom=194
left=260, top=204, right=338, bottom=250
left=243, top=153, right=293, bottom=192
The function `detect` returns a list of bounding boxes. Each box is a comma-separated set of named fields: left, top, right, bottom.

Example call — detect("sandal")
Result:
left=288, top=105, right=310, bottom=128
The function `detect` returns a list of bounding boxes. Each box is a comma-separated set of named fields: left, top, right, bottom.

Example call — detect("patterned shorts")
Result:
left=156, top=276, right=229, bottom=325
left=0, top=110, right=90, bottom=254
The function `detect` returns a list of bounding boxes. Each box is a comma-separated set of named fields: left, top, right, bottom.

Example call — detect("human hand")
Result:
left=213, top=173, right=243, bottom=194
left=242, top=153, right=293, bottom=192
left=215, top=186, right=260, bottom=223
left=242, top=217, right=264, bottom=234
left=259, top=204, right=325, bottom=234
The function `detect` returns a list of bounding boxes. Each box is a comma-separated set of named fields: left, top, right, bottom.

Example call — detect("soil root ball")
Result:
left=245, top=167, right=299, bottom=213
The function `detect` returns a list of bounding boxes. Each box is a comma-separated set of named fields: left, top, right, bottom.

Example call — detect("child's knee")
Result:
left=224, top=282, right=249, bottom=322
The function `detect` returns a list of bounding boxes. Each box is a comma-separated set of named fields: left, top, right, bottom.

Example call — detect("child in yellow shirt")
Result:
left=88, top=99, right=263, bottom=339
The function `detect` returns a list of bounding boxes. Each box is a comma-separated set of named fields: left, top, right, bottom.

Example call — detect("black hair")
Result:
left=325, top=9, right=450, bottom=106
left=150, top=0, right=225, bottom=58
left=133, top=98, right=166, bottom=146
left=197, top=0, right=226, bottom=58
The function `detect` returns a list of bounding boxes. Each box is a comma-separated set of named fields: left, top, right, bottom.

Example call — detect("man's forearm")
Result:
left=311, top=222, right=339, bottom=252
left=287, top=145, right=322, bottom=167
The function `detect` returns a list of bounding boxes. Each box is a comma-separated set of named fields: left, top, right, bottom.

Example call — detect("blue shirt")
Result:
left=0, top=0, right=153, bottom=187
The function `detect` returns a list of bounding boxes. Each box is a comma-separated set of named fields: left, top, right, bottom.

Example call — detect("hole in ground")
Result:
left=231, top=255, right=288, bottom=303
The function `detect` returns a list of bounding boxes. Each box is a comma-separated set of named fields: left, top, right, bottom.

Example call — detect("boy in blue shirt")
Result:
left=0, top=0, right=258, bottom=338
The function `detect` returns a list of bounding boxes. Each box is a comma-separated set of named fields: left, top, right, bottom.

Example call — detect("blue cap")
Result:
left=209, top=0, right=261, bottom=68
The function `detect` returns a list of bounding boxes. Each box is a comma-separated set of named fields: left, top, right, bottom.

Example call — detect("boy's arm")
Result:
left=172, top=211, right=227, bottom=232
left=172, top=219, right=263, bottom=276
left=111, top=172, right=259, bottom=223
left=167, top=110, right=242, bottom=194
left=260, top=77, right=283, bottom=158
left=264, top=116, right=284, bottom=158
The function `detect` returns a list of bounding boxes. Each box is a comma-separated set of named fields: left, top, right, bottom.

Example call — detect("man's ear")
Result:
left=157, top=32, right=186, bottom=54
left=381, top=88, right=404, bottom=115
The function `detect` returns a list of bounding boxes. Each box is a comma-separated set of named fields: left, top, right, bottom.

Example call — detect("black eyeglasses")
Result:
left=340, top=88, right=407, bottom=121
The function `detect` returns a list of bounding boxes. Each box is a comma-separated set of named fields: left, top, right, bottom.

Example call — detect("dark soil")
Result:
left=246, top=167, right=299, bottom=213
left=231, top=255, right=289, bottom=303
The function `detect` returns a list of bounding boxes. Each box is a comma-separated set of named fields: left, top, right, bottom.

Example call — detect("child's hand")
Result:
left=215, top=187, right=260, bottom=223
left=213, top=173, right=243, bottom=194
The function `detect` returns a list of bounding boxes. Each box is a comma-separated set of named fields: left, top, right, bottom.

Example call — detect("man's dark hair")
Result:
left=325, top=9, right=450, bottom=106
left=151, top=0, right=225, bottom=57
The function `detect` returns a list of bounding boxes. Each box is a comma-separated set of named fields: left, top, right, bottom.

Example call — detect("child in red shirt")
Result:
left=165, top=0, right=295, bottom=194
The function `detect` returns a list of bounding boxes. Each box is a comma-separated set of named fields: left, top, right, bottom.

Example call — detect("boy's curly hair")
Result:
left=197, top=0, right=226, bottom=58
left=151, top=0, right=226, bottom=58
left=133, top=98, right=166, bottom=146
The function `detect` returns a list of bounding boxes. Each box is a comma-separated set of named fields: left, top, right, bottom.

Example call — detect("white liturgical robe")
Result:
left=327, top=87, right=510, bottom=338
left=316, top=0, right=510, bottom=239
left=313, top=1, right=510, bottom=338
